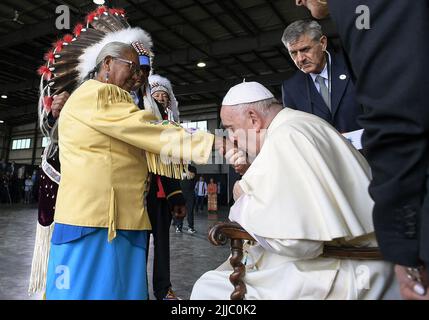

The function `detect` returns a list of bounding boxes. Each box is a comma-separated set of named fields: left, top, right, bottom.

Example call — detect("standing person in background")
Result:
left=17, top=165, right=26, bottom=203
left=0, top=172, right=11, bottom=204
left=195, top=176, right=207, bottom=213
left=281, top=20, right=362, bottom=134
left=144, top=72, right=186, bottom=299
left=207, top=178, right=218, bottom=214
left=177, top=165, right=197, bottom=234
left=24, top=175, right=34, bottom=204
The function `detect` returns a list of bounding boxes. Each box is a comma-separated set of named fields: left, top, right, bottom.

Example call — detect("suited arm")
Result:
left=329, top=0, right=429, bottom=266
left=281, top=81, right=298, bottom=110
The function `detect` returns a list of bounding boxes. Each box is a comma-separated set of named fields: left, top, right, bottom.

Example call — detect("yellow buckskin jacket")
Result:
left=54, top=80, right=214, bottom=241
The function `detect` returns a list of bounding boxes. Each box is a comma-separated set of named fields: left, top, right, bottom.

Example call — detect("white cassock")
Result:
left=191, top=108, right=398, bottom=300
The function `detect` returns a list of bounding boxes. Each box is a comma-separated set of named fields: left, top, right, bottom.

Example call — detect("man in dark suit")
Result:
left=295, top=0, right=429, bottom=299
left=281, top=20, right=362, bottom=133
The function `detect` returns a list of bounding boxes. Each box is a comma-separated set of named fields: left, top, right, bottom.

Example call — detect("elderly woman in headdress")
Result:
left=149, top=74, right=180, bottom=122
left=44, top=41, right=214, bottom=300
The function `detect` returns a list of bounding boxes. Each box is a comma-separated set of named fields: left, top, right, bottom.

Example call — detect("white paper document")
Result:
left=342, top=129, right=364, bottom=150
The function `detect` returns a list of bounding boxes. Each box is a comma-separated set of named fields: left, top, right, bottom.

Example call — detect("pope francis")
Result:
left=191, top=82, right=397, bottom=300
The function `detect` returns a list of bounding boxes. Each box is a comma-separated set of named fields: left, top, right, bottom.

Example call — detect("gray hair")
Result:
left=281, top=20, right=323, bottom=47
left=231, top=98, right=282, bottom=117
left=84, top=42, right=134, bottom=81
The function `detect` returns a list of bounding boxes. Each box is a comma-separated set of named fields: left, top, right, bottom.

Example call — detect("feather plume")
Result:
left=38, top=5, right=154, bottom=134
left=38, top=65, right=52, bottom=80
left=73, top=23, right=84, bottom=36
left=62, top=34, right=74, bottom=44
left=44, top=51, right=55, bottom=63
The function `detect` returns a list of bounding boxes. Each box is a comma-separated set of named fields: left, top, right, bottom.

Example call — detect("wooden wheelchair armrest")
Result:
left=207, top=222, right=384, bottom=300
left=208, top=221, right=255, bottom=245
left=208, top=221, right=255, bottom=300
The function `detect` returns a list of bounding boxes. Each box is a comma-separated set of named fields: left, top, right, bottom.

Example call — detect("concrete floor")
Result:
left=0, top=204, right=230, bottom=300
left=0, top=204, right=402, bottom=300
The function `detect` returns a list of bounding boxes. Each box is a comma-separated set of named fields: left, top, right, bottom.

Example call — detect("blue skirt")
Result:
left=46, top=228, right=148, bottom=300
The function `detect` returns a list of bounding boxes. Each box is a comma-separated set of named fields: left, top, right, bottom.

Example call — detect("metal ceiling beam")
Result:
left=51, top=0, right=82, bottom=14
left=0, top=0, right=154, bottom=48
left=0, top=16, right=78, bottom=48
left=125, top=0, right=211, bottom=59
left=173, top=71, right=293, bottom=96
left=155, top=0, right=241, bottom=81
left=252, top=50, right=278, bottom=73
left=0, top=103, right=35, bottom=120
left=154, top=28, right=286, bottom=67
left=231, top=54, right=258, bottom=77
left=229, top=0, right=261, bottom=34
left=214, top=0, right=256, bottom=36
left=193, top=0, right=239, bottom=37
left=1, top=79, right=39, bottom=93
left=267, top=1, right=288, bottom=26
left=1, top=0, right=48, bottom=23
left=2, top=28, right=297, bottom=93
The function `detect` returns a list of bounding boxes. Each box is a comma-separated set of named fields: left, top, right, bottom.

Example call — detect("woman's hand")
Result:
left=51, top=91, right=70, bottom=119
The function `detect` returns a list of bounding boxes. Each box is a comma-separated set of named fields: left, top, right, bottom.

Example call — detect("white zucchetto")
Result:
left=222, top=81, right=274, bottom=106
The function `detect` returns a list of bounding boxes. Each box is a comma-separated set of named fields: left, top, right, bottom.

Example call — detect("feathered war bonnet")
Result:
left=148, top=74, right=180, bottom=122
left=37, top=6, right=154, bottom=137
left=37, top=6, right=187, bottom=179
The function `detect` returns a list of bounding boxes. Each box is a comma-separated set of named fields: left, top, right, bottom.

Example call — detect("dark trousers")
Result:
left=196, top=195, right=205, bottom=212
left=146, top=198, right=172, bottom=300
left=185, top=193, right=195, bottom=229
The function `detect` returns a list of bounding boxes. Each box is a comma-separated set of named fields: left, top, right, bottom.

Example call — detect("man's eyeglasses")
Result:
left=112, top=57, right=143, bottom=77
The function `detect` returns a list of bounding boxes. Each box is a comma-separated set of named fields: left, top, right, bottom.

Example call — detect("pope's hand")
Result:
left=51, top=91, right=70, bottom=119
left=214, top=136, right=235, bottom=156
left=233, top=181, right=244, bottom=201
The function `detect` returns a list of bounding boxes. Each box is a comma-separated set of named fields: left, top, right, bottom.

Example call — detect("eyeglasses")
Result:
left=112, top=57, right=143, bottom=77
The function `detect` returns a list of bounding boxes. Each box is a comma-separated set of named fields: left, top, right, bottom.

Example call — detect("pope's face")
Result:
left=286, top=33, right=327, bottom=74
left=295, top=0, right=329, bottom=19
left=220, top=106, right=262, bottom=158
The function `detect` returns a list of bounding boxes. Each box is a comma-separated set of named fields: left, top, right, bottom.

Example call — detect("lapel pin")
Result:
left=339, top=74, right=347, bottom=80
